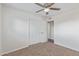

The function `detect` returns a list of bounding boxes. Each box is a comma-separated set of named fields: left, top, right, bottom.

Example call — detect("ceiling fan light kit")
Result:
left=35, top=3, right=61, bottom=15
left=44, top=8, right=50, bottom=12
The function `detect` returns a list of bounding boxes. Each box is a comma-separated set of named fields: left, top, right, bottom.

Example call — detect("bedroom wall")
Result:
left=2, top=5, right=47, bottom=54
left=55, top=8, right=79, bottom=51
left=0, top=4, right=2, bottom=55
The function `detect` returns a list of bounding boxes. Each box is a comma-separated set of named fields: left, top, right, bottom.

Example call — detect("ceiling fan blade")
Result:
left=36, top=9, right=44, bottom=13
left=46, top=3, right=55, bottom=8
left=50, top=8, right=60, bottom=10
left=35, top=3, right=45, bottom=8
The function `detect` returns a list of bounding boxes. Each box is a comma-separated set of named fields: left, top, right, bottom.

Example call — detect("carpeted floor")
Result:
left=3, top=42, right=79, bottom=56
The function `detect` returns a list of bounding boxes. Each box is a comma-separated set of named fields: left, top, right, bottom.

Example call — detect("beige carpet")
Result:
left=3, top=42, right=79, bottom=56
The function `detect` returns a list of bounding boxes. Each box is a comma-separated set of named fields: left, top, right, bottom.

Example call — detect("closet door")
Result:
left=29, top=16, right=47, bottom=45
left=29, top=16, right=40, bottom=45
left=2, top=7, right=29, bottom=52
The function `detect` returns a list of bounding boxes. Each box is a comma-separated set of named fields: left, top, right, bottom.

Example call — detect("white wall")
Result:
left=55, top=8, right=79, bottom=51
left=0, top=4, right=2, bottom=55
left=2, top=5, right=47, bottom=54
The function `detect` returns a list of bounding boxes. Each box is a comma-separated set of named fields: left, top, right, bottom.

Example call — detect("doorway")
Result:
left=47, top=21, right=54, bottom=43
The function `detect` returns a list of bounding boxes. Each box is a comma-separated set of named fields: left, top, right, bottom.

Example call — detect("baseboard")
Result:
left=1, top=41, right=47, bottom=56
left=40, top=40, right=48, bottom=43
left=1, top=45, right=29, bottom=56
left=1, top=40, right=48, bottom=56
left=55, top=42, right=79, bottom=52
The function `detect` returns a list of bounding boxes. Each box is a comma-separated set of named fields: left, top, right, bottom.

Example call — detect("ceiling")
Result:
left=4, top=3, right=79, bottom=18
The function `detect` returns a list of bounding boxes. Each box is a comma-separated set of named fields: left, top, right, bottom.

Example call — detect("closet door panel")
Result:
left=29, top=17, right=41, bottom=44
left=29, top=16, right=47, bottom=45
left=2, top=7, right=29, bottom=52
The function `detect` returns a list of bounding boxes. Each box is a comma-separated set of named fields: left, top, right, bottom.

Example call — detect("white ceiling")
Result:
left=4, top=3, right=79, bottom=18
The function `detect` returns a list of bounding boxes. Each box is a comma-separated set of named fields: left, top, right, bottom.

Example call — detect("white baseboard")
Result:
left=1, top=45, right=29, bottom=56
left=29, top=40, right=47, bottom=46
left=40, top=40, right=48, bottom=43
left=55, top=42, right=79, bottom=52
left=1, top=41, right=47, bottom=56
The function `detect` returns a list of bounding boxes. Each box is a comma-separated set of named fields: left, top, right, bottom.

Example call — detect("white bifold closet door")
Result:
left=2, top=7, right=29, bottom=52
left=29, top=16, right=47, bottom=45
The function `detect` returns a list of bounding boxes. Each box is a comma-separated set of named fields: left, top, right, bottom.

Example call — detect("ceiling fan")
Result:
left=35, top=3, right=60, bottom=15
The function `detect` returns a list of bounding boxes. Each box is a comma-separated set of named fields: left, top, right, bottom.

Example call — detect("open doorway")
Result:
left=47, top=21, right=54, bottom=43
